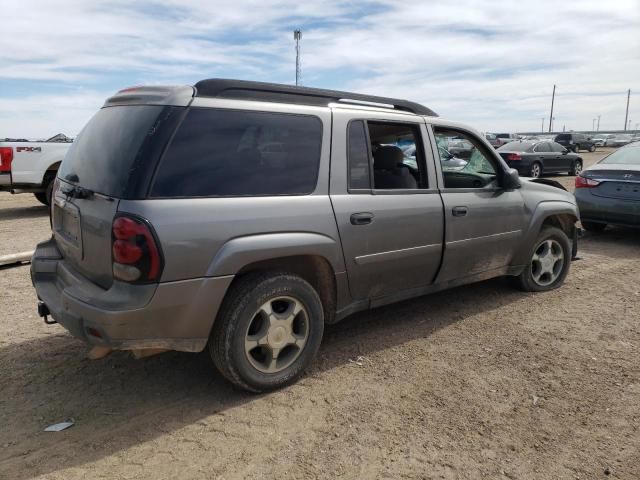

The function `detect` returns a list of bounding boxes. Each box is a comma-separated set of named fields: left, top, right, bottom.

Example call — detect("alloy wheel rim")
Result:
left=532, top=164, right=541, bottom=178
left=575, top=162, right=582, bottom=174
left=531, top=239, right=564, bottom=286
left=244, top=296, right=309, bottom=374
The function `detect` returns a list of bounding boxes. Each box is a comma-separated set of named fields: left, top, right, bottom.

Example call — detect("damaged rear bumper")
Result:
left=31, top=238, right=233, bottom=352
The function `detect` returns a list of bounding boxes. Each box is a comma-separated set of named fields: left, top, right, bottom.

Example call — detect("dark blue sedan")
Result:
left=497, top=141, right=583, bottom=178
left=575, top=142, right=640, bottom=231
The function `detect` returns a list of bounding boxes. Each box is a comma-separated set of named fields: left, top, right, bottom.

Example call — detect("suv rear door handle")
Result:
left=350, top=212, right=374, bottom=225
left=452, top=206, right=468, bottom=217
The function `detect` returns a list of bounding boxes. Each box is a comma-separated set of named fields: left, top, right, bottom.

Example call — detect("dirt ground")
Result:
left=1, top=148, right=638, bottom=479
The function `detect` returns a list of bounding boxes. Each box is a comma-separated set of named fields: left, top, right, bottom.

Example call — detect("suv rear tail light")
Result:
left=0, top=147, right=13, bottom=173
left=575, top=175, right=600, bottom=188
left=112, top=215, right=163, bottom=283
left=507, top=153, right=522, bottom=161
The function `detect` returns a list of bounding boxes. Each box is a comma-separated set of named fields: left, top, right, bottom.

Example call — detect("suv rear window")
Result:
left=555, top=134, right=571, bottom=140
left=151, top=108, right=322, bottom=197
left=59, top=106, right=167, bottom=197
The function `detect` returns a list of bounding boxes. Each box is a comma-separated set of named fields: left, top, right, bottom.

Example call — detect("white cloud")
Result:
left=0, top=0, right=639, bottom=137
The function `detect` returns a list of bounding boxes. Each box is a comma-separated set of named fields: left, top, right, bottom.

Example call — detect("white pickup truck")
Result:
left=0, top=135, right=72, bottom=205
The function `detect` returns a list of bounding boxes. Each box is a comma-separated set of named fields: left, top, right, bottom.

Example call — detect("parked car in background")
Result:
left=605, top=134, right=633, bottom=147
left=591, top=135, right=608, bottom=147
left=404, top=144, right=467, bottom=172
left=484, top=133, right=500, bottom=148
left=447, top=139, right=475, bottom=158
left=495, top=133, right=520, bottom=147
left=31, top=79, right=579, bottom=392
left=554, top=133, right=595, bottom=153
left=497, top=140, right=582, bottom=178
left=0, top=134, right=73, bottom=205
left=575, top=141, right=640, bottom=231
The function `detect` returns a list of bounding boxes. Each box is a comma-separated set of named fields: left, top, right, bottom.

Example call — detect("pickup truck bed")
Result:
left=0, top=140, right=71, bottom=205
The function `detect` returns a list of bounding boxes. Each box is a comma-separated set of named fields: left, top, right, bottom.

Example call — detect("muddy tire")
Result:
left=517, top=226, right=571, bottom=292
left=209, top=273, right=324, bottom=392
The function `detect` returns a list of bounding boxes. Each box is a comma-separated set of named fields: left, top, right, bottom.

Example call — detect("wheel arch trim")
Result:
left=206, top=232, right=345, bottom=278
left=511, top=201, right=579, bottom=266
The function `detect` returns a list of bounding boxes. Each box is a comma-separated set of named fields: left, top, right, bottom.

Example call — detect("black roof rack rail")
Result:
left=193, top=79, right=437, bottom=116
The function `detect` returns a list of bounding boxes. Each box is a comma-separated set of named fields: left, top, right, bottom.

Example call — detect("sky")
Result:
left=1, top=0, right=639, bottom=138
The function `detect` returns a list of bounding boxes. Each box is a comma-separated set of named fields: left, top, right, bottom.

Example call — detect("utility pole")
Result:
left=541, top=117, right=544, bottom=133
left=624, top=89, right=630, bottom=131
left=597, top=115, right=601, bottom=132
left=548, top=84, right=556, bottom=133
left=294, top=30, right=302, bottom=86
left=592, top=118, right=596, bottom=132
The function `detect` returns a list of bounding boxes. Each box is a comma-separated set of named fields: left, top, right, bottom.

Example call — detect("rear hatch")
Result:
left=52, top=104, right=183, bottom=289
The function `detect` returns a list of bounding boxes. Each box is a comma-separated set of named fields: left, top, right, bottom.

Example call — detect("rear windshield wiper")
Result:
left=61, top=184, right=94, bottom=199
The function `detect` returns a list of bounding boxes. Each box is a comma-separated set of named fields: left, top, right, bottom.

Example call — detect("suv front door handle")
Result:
left=350, top=212, right=374, bottom=225
left=452, top=206, right=468, bottom=217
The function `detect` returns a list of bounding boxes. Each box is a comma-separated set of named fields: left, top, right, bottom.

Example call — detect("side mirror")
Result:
left=502, top=168, right=521, bottom=190
left=562, top=149, right=569, bottom=155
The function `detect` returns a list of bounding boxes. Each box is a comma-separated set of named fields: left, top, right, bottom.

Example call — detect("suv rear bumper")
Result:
left=31, top=238, right=234, bottom=352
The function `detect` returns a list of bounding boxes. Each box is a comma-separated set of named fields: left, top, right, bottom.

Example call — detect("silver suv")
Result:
left=31, top=79, right=579, bottom=392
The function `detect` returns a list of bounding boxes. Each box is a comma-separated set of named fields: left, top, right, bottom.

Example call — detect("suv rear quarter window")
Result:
left=151, top=108, right=323, bottom=197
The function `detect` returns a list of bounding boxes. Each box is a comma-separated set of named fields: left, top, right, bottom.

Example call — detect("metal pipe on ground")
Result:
left=0, top=250, right=34, bottom=267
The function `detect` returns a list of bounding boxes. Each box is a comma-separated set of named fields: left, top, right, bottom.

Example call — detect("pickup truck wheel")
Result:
left=209, top=273, right=324, bottom=392
left=34, top=172, right=56, bottom=206
left=517, top=226, right=571, bottom=292
left=34, top=192, right=49, bottom=206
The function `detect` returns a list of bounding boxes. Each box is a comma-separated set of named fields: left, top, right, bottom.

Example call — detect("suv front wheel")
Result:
left=210, top=273, right=324, bottom=392
left=517, top=226, right=571, bottom=292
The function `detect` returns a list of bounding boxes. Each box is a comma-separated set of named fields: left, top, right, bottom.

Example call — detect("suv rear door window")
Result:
left=347, top=120, right=371, bottom=190
left=151, top=108, right=323, bottom=197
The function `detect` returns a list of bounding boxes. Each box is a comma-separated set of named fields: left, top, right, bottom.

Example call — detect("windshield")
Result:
left=59, top=106, right=166, bottom=197
left=600, top=146, right=640, bottom=165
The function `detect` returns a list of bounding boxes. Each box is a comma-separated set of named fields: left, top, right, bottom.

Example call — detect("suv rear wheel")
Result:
left=588, top=145, right=596, bottom=152
left=209, top=273, right=324, bottom=392
left=517, top=226, right=571, bottom=292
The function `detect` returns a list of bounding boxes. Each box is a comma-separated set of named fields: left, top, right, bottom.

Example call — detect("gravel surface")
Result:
left=1, top=148, right=639, bottom=479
